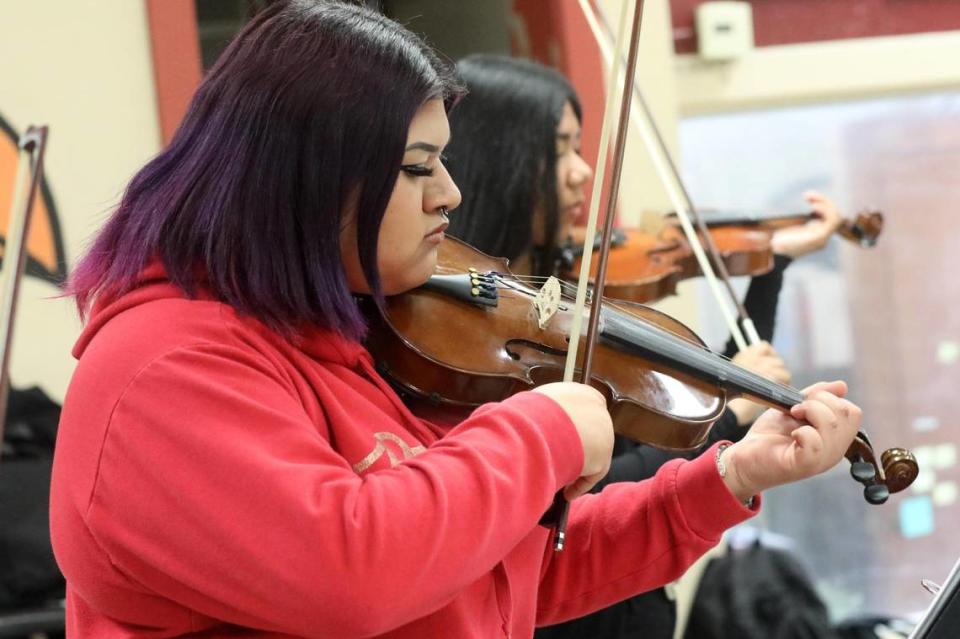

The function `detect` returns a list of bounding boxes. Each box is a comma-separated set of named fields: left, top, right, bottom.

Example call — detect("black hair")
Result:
left=445, top=54, right=581, bottom=276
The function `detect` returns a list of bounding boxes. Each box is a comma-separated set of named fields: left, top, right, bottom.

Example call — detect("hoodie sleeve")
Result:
left=77, top=342, right=583, bottom=638
left=595, top=410, right=746, bottom=490
left=535, top=443, right=759, bottom=626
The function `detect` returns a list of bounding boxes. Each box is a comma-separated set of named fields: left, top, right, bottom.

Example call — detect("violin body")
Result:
left=661, top=225, right=775, bottom=280
left=560, top=208, right=883, bottom=305
left=560, top=228, right=685, bottom=305
left=367, top=237, right=724, bottom=450
left=561, top=225, right=775, bottom=304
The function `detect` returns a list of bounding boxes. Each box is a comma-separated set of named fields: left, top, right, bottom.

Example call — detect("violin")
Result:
left=366, top=237, right=918, bottom=504
left=676, top=207, right=885, bottom=248
left=559, top=208, right=884, bottom=304
left=558, top=227, right=685, bottom=305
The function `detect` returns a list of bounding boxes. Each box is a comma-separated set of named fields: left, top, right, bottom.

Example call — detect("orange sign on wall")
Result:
left=0, top=114, right=67, bottom=285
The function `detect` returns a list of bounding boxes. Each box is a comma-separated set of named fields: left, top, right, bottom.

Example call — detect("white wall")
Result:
left=0, top=0, right=162, bottom=401
left=676, top=30, right=960, bottom=115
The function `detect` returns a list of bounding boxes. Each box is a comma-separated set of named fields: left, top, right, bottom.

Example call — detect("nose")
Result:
left=425, top=161, right=462, bottom=215
left=568, top=153, right=593, bottom=187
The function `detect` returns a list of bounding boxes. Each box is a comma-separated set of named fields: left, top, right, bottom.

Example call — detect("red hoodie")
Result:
left=50, top=266, right=757, bottom=638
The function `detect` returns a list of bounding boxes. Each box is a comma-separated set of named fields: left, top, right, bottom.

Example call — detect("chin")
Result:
left=381, top=250, right=438, bottom=296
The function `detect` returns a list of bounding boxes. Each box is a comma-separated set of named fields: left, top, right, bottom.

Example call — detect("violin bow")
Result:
left=577, top=0, right=759, bottom=350
left=543, top=0, right=636, bottom=553
left=563, top=0, right=634, bottom=386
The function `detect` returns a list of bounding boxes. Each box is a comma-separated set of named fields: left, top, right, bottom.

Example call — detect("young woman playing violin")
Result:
left=50, top=5, right=862, bottom=638
left=444, top=54, right=849, bottom=639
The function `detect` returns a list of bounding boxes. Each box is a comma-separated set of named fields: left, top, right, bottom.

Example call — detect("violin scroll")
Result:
left=844, top=431, right=918, bottom=505
left=837, top=208, right=884, bottom=248
left=881, top=447, right=921, bottom=494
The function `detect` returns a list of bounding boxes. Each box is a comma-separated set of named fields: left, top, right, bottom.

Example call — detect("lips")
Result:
left=425, top=222, right=449, bottom=238
left=565, top=202, right=584, bottom=220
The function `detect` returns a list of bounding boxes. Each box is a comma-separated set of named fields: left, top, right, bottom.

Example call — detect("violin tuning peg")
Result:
left=850, top=460, right=876, bottom=483
left=865, top=483, right=890, bottom=505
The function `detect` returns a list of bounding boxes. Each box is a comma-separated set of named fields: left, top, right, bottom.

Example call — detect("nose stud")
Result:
left=440, top=207, right=449, bottom=222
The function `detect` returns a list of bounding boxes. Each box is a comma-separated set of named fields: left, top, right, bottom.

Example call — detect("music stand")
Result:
left=910, top=554, right=960, bottom=638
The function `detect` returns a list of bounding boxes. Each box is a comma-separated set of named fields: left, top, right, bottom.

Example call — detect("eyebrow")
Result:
left=404, top=141, right=441, bottom=153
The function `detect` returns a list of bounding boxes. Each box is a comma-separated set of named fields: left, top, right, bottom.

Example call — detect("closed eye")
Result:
left=401, top=154, right=448, bottom=178
left=401, top=164, right=434, bottom=177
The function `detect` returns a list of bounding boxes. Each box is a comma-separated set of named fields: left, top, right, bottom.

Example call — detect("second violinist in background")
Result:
left=443, top=54, right=847, bottom=639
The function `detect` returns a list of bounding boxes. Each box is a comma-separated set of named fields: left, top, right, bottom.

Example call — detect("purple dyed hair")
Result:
left=70, top=0, right=462, bottom=340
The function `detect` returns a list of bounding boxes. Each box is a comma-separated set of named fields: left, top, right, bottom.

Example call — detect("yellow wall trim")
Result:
left=676, top=30, right=960, bottom=115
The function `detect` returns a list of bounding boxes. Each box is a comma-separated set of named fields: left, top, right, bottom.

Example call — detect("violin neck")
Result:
left=694, top=210, right=877, bottom=248
left=694, top=210, right=813, bottom=228
left=599, top=308, right=804, bottom=409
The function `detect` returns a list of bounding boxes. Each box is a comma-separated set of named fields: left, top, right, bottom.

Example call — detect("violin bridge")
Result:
left=533, top=276, right=562, bottom=329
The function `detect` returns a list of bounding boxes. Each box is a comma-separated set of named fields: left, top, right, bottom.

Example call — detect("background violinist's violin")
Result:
left=558, top=228, right=686, bottom=305
left=558, top=207, right=884, bottom=305
left=666, top=207, right=884, bottom=248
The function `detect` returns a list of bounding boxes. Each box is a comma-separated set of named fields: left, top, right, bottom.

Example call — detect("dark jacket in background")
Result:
left=536, top=256, right=791, bottom=639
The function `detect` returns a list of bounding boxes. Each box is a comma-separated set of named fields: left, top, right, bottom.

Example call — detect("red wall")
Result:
left=146, top=0, right=202, bottom=145
left=671, top=0, right=960, bottom=54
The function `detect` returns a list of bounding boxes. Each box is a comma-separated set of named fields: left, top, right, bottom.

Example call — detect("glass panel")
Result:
left=680, top=91, right=960, bottom=621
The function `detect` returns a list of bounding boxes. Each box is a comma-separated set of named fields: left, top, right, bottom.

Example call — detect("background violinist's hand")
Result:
left=770, top=191, right=844, bottom=258
left=568, top=226, right=588, bottom=246
left=727, top=342, right=792, bottom=426
left=532, top=382, right=614, bottom=500
left=719, top=380, right=861, bottom=502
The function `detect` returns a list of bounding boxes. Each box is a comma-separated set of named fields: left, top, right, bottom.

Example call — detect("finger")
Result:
left=563, top=479, right=589, bottom=501
left=770, top=365, right=791, bottom=385
left=740, top=342, right=772, bottom=358
left=792, top=397, right=855, bottom=455
left=564, top=472, right=603, bottom=500
left=808, top=392, right=862, bottom=434
left=790, top=425, right=825, bottom=474
left=756, top=363, right=786, bottom=383
left=768, top=353, right=786, bottom=366
left=791, top=424, right=824, bottom=455
left=801, top=379, right=847, bottom=398
left=791, top=394, right=861, bottom=444
left=790, top=397, right=834, bottom=427
left=574, top=383, right=608, bottom=407
left=765, top=358, right=788, bottom=374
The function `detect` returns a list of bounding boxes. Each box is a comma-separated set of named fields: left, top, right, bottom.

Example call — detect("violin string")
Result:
left=602, top=304, right=801, bottom=399
left=491, top=274, right=591, bottom=301
left=479, top=271, right=800, bottom=400
left=620, top=324, right=798, bottom=404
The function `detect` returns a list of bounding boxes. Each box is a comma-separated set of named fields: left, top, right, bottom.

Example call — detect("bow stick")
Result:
left=549, top=0, right=643, bottom=552
left=577, top=0, right=760, bottom=350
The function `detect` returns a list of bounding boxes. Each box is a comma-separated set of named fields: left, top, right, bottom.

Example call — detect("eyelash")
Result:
left=401, top=154, right=448, bottom=178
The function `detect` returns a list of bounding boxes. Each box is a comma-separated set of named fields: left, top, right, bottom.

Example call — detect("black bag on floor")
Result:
left=684, top=542, right=838, bottom=639
left=0, top=386, right=65, bottom=610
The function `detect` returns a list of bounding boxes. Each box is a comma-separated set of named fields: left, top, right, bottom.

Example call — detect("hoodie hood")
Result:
left=72, top=262, right=370, bottom=369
